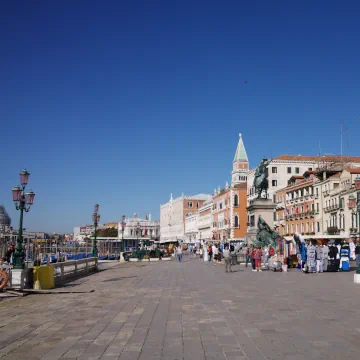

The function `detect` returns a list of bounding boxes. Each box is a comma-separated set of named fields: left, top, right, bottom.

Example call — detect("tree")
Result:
left=96, top=227, right=118, bottom=238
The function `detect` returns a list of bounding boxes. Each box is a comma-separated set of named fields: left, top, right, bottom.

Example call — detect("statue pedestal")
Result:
left=245, top=199, right=276, bottom=245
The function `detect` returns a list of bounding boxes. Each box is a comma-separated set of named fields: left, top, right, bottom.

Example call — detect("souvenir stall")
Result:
left=299, top=238, right=352, bottom=273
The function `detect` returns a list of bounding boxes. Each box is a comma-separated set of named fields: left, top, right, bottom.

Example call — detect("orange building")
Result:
left=274, top=170, right=316, bottom=236
left=212, top=134, right=248, bottom=240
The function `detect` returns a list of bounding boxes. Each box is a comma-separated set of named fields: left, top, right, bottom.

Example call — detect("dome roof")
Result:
left=0, top=205, right=11, bottom=227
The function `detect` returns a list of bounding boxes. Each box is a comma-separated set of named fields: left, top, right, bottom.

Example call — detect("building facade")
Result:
left=160, top=194, right=212, bottom=242
left=184, top=213, right=198, bottom=242
left=212, top=134, right=248, bottom=240
left=248, top=155, right=360, bottom=205
left=117, top=213, right=159, bottom=240
left=313, top=167, right=360, bottom=238
left=197, top=200, right=213, bottom=240
left=274, top=171, right=316, bottom=237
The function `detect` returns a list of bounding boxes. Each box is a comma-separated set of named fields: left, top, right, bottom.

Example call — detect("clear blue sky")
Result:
left=1, top=1, right=360, bottom=233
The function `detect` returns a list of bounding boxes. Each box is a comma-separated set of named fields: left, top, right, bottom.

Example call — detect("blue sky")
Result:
left=1, top=1, right=360, bottom=233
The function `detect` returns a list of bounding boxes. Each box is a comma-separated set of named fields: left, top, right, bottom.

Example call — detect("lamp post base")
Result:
left=10, top=268, right=32, bottom=289
left=354, top=273, right=360, bottom=284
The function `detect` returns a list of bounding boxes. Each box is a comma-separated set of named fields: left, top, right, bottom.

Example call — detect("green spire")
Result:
left=233, top=133, right=248, bottom=162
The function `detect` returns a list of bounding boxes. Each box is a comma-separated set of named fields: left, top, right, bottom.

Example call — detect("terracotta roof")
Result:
left=289, top=176, right=304, bottom=180
left=273, top=154, right=360, bottom=163
left=328, top=173, right=341, bottom=179
left=344, top=168, right=360, bottom=174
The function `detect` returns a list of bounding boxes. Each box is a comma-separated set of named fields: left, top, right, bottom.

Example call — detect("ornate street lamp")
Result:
left=92, top=204, right=100, bottom=257
left=120, top=215, right=126, bottom=252
left=11, top=169, right=35, bottom=269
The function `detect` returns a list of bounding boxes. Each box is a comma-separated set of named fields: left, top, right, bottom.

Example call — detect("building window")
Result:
left=272, top=180, right=277, bottom=187
left=295, top=167, right=300, bottom=174
left=234, top=194, right=239, bottom=207
left=250, top=215, right=255, bottom=227
left=272, top=167, right=277, bottom=174
left=188, top=202, right=193, bottom=208
left=196, top=202, right=199, bottom=208
left=234, top=215, right=239, bottom=228
left=287, top=167, right=292, bottom=174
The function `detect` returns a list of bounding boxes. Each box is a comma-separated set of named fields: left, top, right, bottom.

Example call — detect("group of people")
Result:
left=245, top=245, right=275, bottom=272
left=174, top=242, right=235, bottom=271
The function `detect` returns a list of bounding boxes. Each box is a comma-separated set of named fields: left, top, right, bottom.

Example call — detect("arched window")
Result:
left=234, top=215, right=239, bottom=228
left=234, top=194, right=239, bottom=207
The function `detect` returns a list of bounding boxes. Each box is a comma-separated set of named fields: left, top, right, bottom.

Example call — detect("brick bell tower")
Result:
left=231, top=133, right=249, bottom=186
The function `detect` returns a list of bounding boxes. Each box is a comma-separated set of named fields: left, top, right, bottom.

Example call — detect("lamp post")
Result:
left=355, top=177, right=360, bottom=275
left=11, top=169, right=35, bottom=269
left=136, top=221, right=141, bottom=248
left=92, top=204, right=100, bottom=257
left=120, top=215, right=126, bottom=252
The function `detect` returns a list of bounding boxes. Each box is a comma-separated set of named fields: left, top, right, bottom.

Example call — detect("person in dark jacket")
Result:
left=355, top=241, right=360, bottom=267
left=3, top=243, right=15, bottom=264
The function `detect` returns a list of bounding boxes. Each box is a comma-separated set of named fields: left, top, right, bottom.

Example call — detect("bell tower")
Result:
left=232, top=133, right=249, bottom=186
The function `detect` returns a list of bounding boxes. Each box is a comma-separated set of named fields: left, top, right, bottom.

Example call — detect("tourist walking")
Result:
left=212, top=244, right=219, bottom=263
left=251, top=247, right=256, bottom=271
left=245, top=247, right=251, bottom=267
left=203, top=245, right=209, bottom=262
left=223, top=245, right=231, bottom=273
left=177, top=245, right=183, bottom=262
left=263, top=246, right=269, bottom=265
left=199, top=246, right=203, bottom=260
left=208, top=246, right=213, bottom=262
left=254, top=246, right=262, bottom=272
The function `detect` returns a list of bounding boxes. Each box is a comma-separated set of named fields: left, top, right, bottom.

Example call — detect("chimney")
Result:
left=323, top=171, right=327, bottom=180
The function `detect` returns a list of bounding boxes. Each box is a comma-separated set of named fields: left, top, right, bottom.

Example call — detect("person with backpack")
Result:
left=208, top=245, right=213, bottom=262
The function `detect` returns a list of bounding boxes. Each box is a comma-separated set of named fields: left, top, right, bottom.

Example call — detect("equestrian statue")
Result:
left=253, top=157, right=271, bottom=199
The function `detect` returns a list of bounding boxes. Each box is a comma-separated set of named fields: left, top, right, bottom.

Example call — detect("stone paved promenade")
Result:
left=1, top=255, right=360, bottom=360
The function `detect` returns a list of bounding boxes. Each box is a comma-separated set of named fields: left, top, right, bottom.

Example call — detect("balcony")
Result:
left=349, top=227, right=358, bottom=234
left=323, top=190, right=330, bottom=197
left=327, top=226, right=340, bottom=235
left=314, top=193, right=319, bottom=199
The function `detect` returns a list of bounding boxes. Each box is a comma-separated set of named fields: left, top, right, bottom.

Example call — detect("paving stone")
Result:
left=1, top=257, right=360, bottom=360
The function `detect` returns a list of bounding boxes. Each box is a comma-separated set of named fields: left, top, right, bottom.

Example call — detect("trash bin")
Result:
left=33, top=266, right=55, bottom=289
left=231, top=254, right=237, bottom=265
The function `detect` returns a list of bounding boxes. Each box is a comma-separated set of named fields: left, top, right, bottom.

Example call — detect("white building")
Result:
left=248, top=155, right=360, bottom=205
left=184, top=213, right=198, bottom=242
left=73, top=225, right=96, bottom=243
left=160, top=193, right=212, bottom=243
left=117, top=213, right=159, bottom=239
left=197, top=200, right=213, bottom=240
left=313, top=167, right=360, bottom=238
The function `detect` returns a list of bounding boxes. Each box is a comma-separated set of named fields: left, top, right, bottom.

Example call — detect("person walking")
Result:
left=177, top=245, right=183, bottom=262
left=199, top=246, right=203, bottom=260
left=212, top=244, right=218, bottom=264
left=356, top=241, right=360, bottom=267
left=254, top=245, right=262, bottom=272
left=263, top=246, right=270, bottom=266
left=208, top=245, right=213, bottom=262
left=245, top=247, right=251, bottom=267
left=223, top=245, right=231, bottom=273
left=251, top=246, right=256, bottom=271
